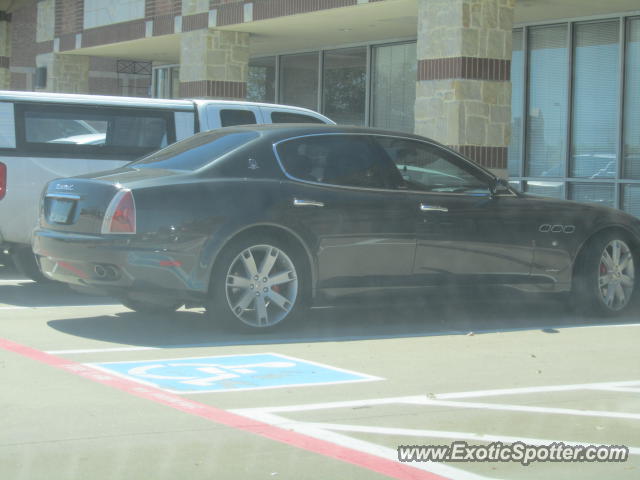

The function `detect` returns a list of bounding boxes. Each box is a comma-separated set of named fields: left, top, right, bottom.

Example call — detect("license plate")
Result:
left=49, top=198, right=75, bottom=224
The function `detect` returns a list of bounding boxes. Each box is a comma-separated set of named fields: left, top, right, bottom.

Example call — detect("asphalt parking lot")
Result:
left=1, top=256, right=639, bottom=480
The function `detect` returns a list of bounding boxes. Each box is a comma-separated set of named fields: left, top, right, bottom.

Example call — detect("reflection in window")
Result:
left=371, top=42, right=416, bottom=133
left=376, top=137, right=489, bottom=194
left=623, top=19, right=640, bottom=179
left=571, top=21, right=619, bottom=178
left=248, top=56, right=276, bottom=103
left=508, top=29, right=524, bottom=177
left=569, top=183, right=615, bottom=208
left=526, top=25, right=568, bottom=177
left=277, top=135, right=389, bottom=189
left=525, top=181, right=565, bottom=199
left=279, top=53, right=319, bottom=110
left=322, top=47, right=366, bottom=126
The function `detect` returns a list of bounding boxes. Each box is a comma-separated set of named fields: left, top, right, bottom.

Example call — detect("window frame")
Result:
left=14, top=103, right=177, bottom=160
left=273, top=133, right=498, bottom=197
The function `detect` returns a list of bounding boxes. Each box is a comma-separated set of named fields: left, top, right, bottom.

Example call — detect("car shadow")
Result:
left=46, top=290, right=640, bottom=349
left=0, top=281, right=119, bottom=307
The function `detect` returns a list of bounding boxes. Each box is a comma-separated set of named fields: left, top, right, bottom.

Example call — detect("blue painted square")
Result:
left=89, top=353, right=381, bottom=393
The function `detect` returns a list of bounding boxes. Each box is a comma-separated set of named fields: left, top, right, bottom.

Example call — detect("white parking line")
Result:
left=235, top=409, right=492, bottom=480
left=293, top=422, right=640, bottom=456
left=0, top=304, right=121, bottom=310
left=46, top=346, right=159, bottom=354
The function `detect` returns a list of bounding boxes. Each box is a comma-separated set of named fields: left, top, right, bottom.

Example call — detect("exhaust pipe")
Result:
left=94, top=264, right=106, bottom=278
left=104, top=265, right=119, bottom=280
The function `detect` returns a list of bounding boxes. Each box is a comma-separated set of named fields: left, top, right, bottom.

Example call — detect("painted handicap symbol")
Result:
left=89, top=353, right=381, bottom=393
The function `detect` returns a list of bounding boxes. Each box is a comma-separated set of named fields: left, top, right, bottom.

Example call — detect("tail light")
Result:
left=0, top=162, right=6, bottom=200
left=101, top=189, right=136, bottom=234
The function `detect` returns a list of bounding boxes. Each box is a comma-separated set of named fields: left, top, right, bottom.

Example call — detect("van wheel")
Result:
left=12, top=247, right=51, bottom=283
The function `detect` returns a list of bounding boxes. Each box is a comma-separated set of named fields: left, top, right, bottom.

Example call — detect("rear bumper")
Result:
left=33, top=229, right=207, bottom=299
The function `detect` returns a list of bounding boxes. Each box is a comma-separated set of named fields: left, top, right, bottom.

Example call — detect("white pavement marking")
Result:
left=435, top=380, right=640, bottom=399
left=293, top=422, right=640, bottom=456
left=0, top=304, right=120, bottom=310
left=234, top=409, right=492, bottom=480
left=47, top=346, right=159, bottom=354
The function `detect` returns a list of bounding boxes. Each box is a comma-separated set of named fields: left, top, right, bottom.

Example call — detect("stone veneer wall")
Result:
left=415, top=0, right=514, bottom=172
left=0, top=12, right=10, bottom=89
left=179, top=29, right=249, bottom=98
left=36, top=52, right=90, bottom=93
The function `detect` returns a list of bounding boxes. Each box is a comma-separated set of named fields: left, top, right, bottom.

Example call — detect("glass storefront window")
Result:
left=526, top=25, right=568, bottom=178
left=570, top=21, right=619, bottom=178
left=508, top=29, right=524, bottom=177
left=152, top=65, right=179, bottom=99
left=322, top=47, right=367, bottom=126
left=622, top=184, right=640, bottom=217
left=371, top=42, right=416, bottom=133
left=248, top=56, right=276, bottom=103
left=569, top=182, right=615, bottom=207
left=525, top=181, right=565, bottom=199
left=623, top=18, right=640, bottom=179
left=279, top=53, right=319, bottom=111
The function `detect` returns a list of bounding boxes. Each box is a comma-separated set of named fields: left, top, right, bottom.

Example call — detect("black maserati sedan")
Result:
left=33, top=124, right=639, bottom=329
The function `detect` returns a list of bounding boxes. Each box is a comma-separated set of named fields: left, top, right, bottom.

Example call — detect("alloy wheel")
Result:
left=224, top=244, right=298, bottom=327
left=597, top=239, right=635, bottom=311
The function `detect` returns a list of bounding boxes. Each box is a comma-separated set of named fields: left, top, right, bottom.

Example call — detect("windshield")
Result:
left=130, top=131, right=259, bottom=170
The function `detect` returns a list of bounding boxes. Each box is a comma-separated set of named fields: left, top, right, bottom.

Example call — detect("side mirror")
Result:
left=490, top=178, right=511, bottom=196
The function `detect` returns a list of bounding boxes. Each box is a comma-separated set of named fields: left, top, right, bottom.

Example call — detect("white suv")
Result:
left=0, top=91, right=334, bottom=280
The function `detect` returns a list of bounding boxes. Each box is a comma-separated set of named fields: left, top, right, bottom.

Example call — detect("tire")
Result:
left=12, top=247, right=52, bottom=283
left=120, top=298, right=183, bottom=314
left=573, top=231, right=637, bottom=316
left=206, top=236, right=307, bottom=330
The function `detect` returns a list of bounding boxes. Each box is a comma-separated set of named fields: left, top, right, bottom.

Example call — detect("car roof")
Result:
left=217, top=123, right=440, bottom=145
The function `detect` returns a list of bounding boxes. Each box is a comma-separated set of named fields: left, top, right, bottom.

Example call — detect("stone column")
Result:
left=415, top=0, right=514, bottom=176
left=0, top=11, right=10, bottom=89
left=36, top=52, right=90, bottom=94
left=179, top=28, right=249, bottom=99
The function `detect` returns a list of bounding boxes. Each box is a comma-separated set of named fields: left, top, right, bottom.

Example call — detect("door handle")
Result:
left=420, top=203, right=448, bottom=212
left=293, top=198, right=324, bottom=208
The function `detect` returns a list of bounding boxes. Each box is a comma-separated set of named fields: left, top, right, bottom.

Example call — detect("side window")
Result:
left=220, top=109, right=257, bottom=127
left=0, top=102, right=16, bottom=148
left=17, top=105, right=173, bottom=157
left=270, top=111, right=325, bottom=124
left=375, top=137, right=491, bottom=194
left=277, top=135, right=393, bottom=189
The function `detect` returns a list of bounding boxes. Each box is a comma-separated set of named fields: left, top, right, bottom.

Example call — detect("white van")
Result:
left=0, top=91, right=334, bottom=280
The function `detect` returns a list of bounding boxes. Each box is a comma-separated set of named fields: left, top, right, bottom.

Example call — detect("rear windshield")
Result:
left=130, top=130, right=258, bottom=171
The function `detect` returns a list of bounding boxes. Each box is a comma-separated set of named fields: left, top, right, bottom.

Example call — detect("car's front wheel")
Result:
left=575, top=232, right=637, bottom=316
left=207, top=237, right=305, bottom=330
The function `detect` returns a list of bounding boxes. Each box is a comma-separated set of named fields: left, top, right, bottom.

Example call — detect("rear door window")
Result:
left=220, top=109, right=257, bottom=127
left=270, top=111, right=325, bottom=124
left=276, top=134, right=398, bottom=189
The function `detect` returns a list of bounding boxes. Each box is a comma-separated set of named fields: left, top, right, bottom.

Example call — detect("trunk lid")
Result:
left=41, top=168, right=180, bottom=234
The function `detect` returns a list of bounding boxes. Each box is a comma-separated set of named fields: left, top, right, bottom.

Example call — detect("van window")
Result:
left=0, top=102, right=16, bottom=148
left=220, top=109, right=257, bottom=127
left=270, top=111, right=324, bottom=124
left=17, top=104, right=174, bottom=158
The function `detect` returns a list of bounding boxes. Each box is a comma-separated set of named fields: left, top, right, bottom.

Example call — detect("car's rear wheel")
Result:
left=207, top=237, right=305, bottom=330
left=574, top=232, right=637, bottom=316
